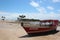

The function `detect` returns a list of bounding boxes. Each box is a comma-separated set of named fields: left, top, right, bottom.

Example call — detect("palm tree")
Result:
left=17, top=15, right=26, bottom=21
left=1, top=16, right=5, bottom=21
left=19, top=15, right=26, bottom=19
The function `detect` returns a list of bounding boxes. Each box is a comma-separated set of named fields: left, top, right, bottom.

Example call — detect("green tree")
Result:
left=1, top=16, right=5, bottom=21
left=19, top=15, right=26, bottom=19
left=17, top=15, right=26, bottom=21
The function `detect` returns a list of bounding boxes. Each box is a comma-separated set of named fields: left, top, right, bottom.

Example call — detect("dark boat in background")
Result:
left=21, top=19, right=59, bottom=35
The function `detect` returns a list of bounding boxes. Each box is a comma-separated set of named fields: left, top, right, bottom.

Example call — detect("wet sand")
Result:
left=0, top=21, right=60, bottom=40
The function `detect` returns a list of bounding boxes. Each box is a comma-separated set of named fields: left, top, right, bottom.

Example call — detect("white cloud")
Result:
left=0, top=11, right=60, bottom=20
left=25, top=12, right=60, bottom=20
left=30, top=1, right=39, bottom=7
left=30, top=1, right=47, bottom=13
left=0, top=11, right=20, bottom=20
left=47, top=6, right=54, bottom=10
left=52, top=0, right=60, bottom=3
left=29, top=0, right=60, bottom=20
left=0, top=0, right=60, bottom=20
left=27, top=1, right=60, bottom=20
left=36, top=7, right=47, bottom=14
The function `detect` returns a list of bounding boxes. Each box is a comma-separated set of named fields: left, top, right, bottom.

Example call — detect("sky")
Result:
left=0, top=0, right=60, bottom=20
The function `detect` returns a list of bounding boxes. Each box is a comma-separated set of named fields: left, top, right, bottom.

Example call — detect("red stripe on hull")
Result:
left=23, top=26, right=57, bottom=34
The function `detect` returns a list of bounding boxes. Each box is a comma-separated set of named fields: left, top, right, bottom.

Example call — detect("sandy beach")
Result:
left=0, top=21, right=60, bottom=40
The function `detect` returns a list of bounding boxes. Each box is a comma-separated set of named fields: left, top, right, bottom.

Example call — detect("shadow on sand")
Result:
left=19, top=30, right=59, bottom=38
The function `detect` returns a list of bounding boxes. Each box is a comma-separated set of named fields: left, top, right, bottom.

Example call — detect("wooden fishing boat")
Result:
left=21, top=19, right=59, bottom=35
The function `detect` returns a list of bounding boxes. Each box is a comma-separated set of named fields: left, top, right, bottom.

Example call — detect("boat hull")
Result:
left=21, top=20, right=58, bottom=35
left=23, top=26, right=57, bottom=34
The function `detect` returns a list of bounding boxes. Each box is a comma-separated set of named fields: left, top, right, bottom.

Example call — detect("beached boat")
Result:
left=21, top=19, right=59, bottom=35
